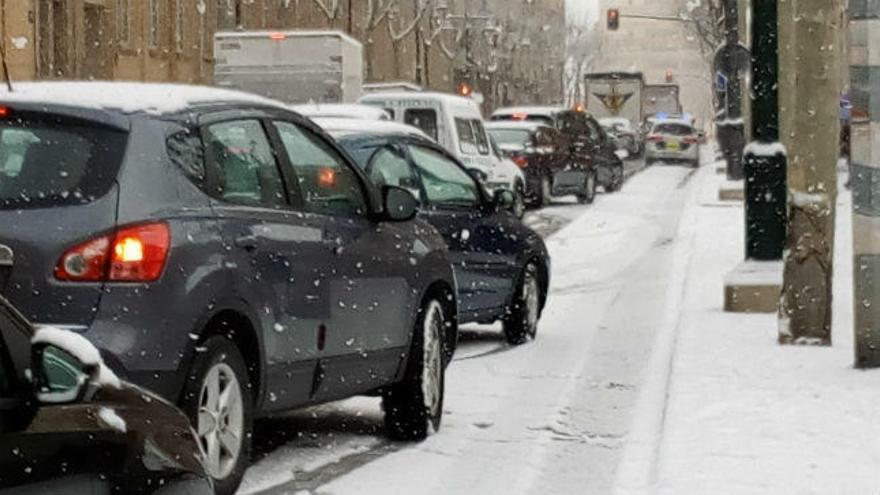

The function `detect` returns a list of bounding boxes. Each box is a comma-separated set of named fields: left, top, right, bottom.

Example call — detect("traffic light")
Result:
left=665, top=69, right=674, bottom=82
left=607, top=9, right=620, bottom=31
left=457, top=83, right=473, bottom=97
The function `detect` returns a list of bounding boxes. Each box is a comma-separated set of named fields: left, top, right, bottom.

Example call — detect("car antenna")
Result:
left=0, top=37, right=13, bottom=92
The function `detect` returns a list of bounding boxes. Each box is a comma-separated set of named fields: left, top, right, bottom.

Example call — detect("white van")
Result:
left=358, top=92, right=525, bottom=213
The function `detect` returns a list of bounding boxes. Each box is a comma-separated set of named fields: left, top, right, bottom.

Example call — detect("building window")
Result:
left=149, top=0, right=160, bottom=48
left=38, top=0, right=69, bottom=78
left=116, top=0, right=130, bottom=45
left=175, top=0, right=184, bottom=52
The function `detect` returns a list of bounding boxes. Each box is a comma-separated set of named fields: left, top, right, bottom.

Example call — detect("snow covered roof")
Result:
left=314, top=117, right=428, bottom=139
left=214, top=29, right=361, bottom=47
left=0, top=82, right=287, bottom=116
left=292, top=103, right=391, bottom=121
left=485, top=121, right=545, bottom=132
left=491, top=106, right=566, bottom=117
left=359, top=91, right=479, bottom=107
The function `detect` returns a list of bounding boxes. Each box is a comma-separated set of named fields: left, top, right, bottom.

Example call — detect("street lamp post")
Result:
left=743, top=0, right=786, bottom=261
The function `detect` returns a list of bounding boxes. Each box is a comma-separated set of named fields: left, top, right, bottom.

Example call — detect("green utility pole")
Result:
left=743, top=0, right=786, bottom=261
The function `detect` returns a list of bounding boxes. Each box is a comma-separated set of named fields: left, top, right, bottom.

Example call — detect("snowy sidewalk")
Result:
left=616, top=164, right=880, bottom=494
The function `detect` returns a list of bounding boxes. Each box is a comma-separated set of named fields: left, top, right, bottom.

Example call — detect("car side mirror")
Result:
left=492, top=189, right=516, bottom=212
left=467, top=168, right=488, bottom=183
left=31, top=327, right=117, bottom=405
left=382, top=185, right=419, bottom=222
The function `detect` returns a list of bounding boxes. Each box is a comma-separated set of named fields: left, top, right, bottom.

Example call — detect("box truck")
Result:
left=213, top=30, right=363, bottom=104
left=584, top=72, right=645, bottom=124
left=642, top=84, right=683, bottom=117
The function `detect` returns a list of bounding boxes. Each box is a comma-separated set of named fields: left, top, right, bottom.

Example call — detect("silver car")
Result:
left=644, top=119, right=701, bottom=166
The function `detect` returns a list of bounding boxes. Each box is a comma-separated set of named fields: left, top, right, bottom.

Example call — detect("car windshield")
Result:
left=652, top=123, right=693, bottom=136
left=487, top=129, right=532, bottom=147
left=0, top=117, right=127, bottom=210
left=1, top=1, right=870, bottom=494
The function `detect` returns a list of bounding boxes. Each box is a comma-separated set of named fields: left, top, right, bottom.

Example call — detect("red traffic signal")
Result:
left=457, top=83, right=473, bottom=97
left=665, top=69, right=674, bottom=82
left=607, top=9, right=620, bottom=31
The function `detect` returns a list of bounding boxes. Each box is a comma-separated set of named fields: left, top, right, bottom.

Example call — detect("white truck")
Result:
left=213, top=30, right=363, bottom=104
left=642, top=84, right=683, bottom=118
left=584, top=72, right=645, bottom=125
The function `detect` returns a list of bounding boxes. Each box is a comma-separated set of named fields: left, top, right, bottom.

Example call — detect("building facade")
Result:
left=0, top=0, right=565, bottom=110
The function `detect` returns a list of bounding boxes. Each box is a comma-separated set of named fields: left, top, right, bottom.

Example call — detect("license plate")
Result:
left=667, top=140, right=680, bottom=151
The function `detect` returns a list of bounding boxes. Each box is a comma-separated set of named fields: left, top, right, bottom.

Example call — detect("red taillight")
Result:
left=0, top=106, right=9, bottom=118
left=269, top=32, right=286, bottom=41
left=55, top=223, right=170, bottom=282
left=683, top=136, right=698, bottom=144
left=512, top=155, right=529, bottom=168
left=648, top=135, right=664, bottom=143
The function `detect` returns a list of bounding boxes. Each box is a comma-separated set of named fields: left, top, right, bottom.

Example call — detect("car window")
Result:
left=653, top=123, right=694, bottom=136
left=0, top=338, right=11, bottom=398
left=470, top=120, right=491, bottom=155
left=404, top=109, right=438, bottom=141
left=274, top=121, right=367, bottom=217
left=488, top=129, right=532, bottom=147
left=0, top=117, right=127, bottom=210
left=366, top=146, right=420, bottom=198
left=204, top=120, right=286, bottom=208
left=455, top=118, right=478, bottom=155
left=408, top=145, right=479, bottom=207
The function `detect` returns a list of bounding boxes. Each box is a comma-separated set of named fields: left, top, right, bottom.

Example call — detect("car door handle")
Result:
left=234, top=234, right=258, bottom=252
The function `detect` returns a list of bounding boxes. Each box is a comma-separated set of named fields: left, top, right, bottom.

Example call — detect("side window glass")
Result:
left=405, top=109, right=438, bottom=141
left=455, top=118, right=478, bottom=155
left=0, top=339, right=10, bottom=397
left=366, top=146, right=421, bottom=200
left=204, top=120, right=286, bottom=207
left=470, top=120, right=490, bottom=155
left=408, top=145, right=479, bottom=207
left=274, top=121, right=367, bottom=217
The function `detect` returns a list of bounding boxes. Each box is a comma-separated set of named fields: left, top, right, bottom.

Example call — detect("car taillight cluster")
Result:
left=55, top=222, right=170, bottom=282
left=647, top=135, right=664, bottom=143
left=683, top=136, right=699, bottom=144
left=512, top=155, right=529, bottom=168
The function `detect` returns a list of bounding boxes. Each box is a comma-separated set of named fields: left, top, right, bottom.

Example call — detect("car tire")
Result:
left=606, top=163, right=624, bottom=193
left=538, top=175, right=553, bottom=207
left=383, top=298, right=446, bottom=441
left=180, top=336, right=253, bottom=495
left=503, top=263, right=541, bottom=345
left=576, top=170, right=597, bottom=204
left=513, top=181, right=526, bottom=219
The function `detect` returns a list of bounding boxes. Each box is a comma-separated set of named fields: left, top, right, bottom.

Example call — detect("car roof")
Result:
left=0, top=81, right=287, bottom=117
left=485, top=121, right=545, bottom=132
left=315, top=117, right=429, bottom=139
left=492, top=106, right=566, bottom=118
left=291, top=103, right=391, bottom=121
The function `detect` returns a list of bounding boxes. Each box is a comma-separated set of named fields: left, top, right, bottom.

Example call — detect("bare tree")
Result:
left=564, top=24, right=596, bottom=106
left=681, top=0, right=725, bottom=63
left=312, top=0, right=342, bottom=20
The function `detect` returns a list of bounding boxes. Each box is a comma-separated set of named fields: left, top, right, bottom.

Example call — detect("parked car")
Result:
left=323, top=119, right=551, bottom=346
left=485, top=121, right=597, bottom=205
left=0, top=296, right=212, bottom=494
left=645, top=119, right=702, bottom=166
left=358, top=92, right=527, bottom=211
left=599, top=117, right=642, bottom=157
left=0, top=82, right=459, bottom=494
left=491, top=106, right=624, bottom=193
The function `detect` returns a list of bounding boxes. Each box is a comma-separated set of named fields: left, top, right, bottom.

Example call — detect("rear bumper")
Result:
left=646, top=146, right=699, bottom=162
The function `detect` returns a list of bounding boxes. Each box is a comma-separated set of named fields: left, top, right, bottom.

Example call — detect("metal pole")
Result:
left=742, top=0, right=786, bottom=261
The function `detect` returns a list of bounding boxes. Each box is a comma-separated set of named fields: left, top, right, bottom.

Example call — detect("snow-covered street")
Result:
left=237, top=156, right=701, bottom=495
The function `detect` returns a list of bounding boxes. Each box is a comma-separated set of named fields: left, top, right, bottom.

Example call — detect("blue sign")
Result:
left=716, top=71, right=729, bottom=91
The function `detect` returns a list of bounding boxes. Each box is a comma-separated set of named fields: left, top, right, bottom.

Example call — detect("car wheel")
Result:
left=513, top=181, right=526, bottom=219
left=539, top=175, right=552, bottom=207
left=577, top=171, right=597, bottom=204
left=606, top=163, right=624, bottom=193
left=503, top=263, right=541, bottom=345
left=383, top=298, right=446, bottom=441
left=180, top=336, right=252, bottom=495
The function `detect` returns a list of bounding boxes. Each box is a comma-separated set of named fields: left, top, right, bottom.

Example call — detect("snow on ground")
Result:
left=616, top=162, right=880, bottom=494
left=284, top=165, right=694, bottom=495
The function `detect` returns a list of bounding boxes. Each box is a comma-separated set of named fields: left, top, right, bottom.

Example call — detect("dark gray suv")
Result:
left=0, top=83, right=458, bottom=494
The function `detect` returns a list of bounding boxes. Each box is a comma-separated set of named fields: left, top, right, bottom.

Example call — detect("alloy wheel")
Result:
left=197, top=362, right=244, bottom=480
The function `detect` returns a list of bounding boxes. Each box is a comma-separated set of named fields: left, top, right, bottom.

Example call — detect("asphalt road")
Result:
left=238, top=156, right=654, bottom=495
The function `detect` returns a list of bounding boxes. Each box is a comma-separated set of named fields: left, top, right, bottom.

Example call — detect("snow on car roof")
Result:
left=485, top=121, right=545, bottom=132
left=359, top=91, right=478, bottom=106
left=0, top=81, right=286, bottom=115
left=291, top=103, right=390, bottom=121
left=492, top=106, right=566, bottom=117
left=314, top=117, right=428, bottom=139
